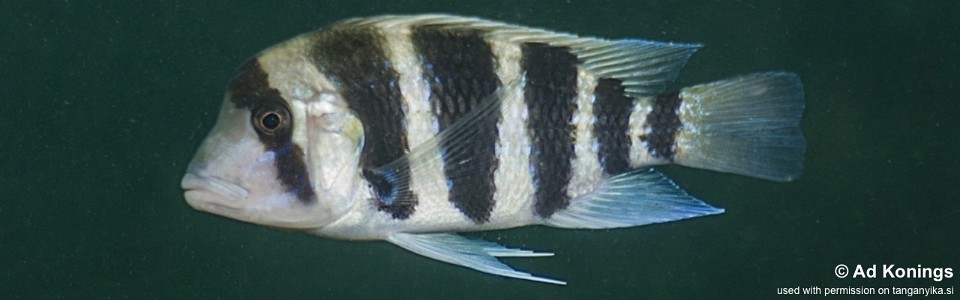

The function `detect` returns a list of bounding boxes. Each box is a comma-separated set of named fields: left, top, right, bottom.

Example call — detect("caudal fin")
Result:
left=672, top=72, right=806, bottom=182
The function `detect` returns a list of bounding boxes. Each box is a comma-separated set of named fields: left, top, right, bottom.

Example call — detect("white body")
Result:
left=182, top=15, right=805, bottom=284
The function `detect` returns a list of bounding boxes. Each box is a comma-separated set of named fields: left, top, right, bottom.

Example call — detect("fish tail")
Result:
left=669, top=72, right=806, bottom=181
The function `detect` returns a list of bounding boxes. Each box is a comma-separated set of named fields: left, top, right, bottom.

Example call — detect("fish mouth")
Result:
left=181, top=173, right=250, bottom=212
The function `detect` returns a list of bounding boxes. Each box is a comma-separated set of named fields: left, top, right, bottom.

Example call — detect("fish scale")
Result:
left=412, top=25, right=502, bottom=223
left=521, top=42, right=580, bottom=218
left=593, top=78, right=635, bottom=175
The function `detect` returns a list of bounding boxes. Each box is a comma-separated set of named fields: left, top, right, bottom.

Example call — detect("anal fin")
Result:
left=545, top=169, right=723, bottom=229
left=386, top=233, right=565, bottom=285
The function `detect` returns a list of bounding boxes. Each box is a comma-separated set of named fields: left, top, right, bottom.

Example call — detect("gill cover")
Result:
left=254, top=42, right=368, bottom=228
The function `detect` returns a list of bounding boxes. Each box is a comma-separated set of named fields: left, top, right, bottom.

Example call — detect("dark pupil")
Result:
left=261, top=113, right=281, bottom=130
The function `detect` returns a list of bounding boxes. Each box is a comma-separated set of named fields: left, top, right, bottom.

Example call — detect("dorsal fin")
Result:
left=333, top=14, right=701, bottom=96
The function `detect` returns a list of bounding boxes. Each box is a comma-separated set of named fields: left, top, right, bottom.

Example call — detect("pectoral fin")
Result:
left=386, top=232, right=565, bottom=285
left=368, top=80, right=520, bottom=216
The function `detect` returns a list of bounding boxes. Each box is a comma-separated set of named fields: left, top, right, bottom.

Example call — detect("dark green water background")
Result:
left=3, top=1, right=958, bottom=299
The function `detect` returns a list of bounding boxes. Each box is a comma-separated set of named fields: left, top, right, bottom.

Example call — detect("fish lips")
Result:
left=181, top=172, right=250, bottom=213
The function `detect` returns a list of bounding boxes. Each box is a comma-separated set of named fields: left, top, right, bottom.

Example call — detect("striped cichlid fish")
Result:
left=181, top=14, right=805, bottom=284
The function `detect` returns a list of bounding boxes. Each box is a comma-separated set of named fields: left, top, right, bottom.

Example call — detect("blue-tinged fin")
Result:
left=671, top=72, right=806, bottom=182
left=544, top=169, right=724, bottom=229
left=573, top=39, right=701, bottom=96
left=495, top=26, right=701, bottom=96
left=346, top=14, right=700, bottom=96
left=387, top=233, right=565, bottom=285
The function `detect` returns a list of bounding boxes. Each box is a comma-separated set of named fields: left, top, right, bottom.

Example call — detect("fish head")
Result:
left=183, top=43, right=365, bottom=231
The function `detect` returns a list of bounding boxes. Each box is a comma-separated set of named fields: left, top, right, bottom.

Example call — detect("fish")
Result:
left=181, top=14, right=805, bottom=285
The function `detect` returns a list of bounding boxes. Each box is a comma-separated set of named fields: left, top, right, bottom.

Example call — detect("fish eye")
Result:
left=254, top=108, right=289, bottom=135
left=262, top=113, right=281, bottom=129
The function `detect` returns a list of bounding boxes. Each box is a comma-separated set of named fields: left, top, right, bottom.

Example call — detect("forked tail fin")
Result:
left=672, top=72, right=806, bottom=181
